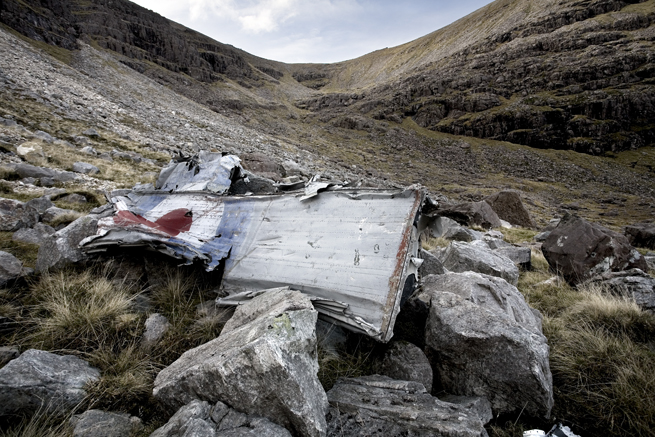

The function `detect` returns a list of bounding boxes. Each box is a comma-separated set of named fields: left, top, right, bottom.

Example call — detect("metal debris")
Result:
left=81, top=154, right=427, bottom=342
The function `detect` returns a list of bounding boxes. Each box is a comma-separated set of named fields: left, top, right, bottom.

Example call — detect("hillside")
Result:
left=0, top=0, right=654, bottom=227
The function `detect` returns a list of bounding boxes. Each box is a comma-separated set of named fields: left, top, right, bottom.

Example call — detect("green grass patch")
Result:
left=502, top=227, right=538, bottom=244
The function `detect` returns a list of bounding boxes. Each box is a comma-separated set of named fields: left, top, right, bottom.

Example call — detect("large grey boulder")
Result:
left=425, top=292, right=553, bottom=418
left=436, top=241, right=520, bottom=286
left=422, top=272, right=542, bottom=334
left=71, top=410, right=142, bottom=437
left=436, top=201, right=502, bottom=230
left=484, top=191, right=536, bottom=228
left=0, top=349, right=100, bottom=417
left=153, top=288, right=327, bottom=437
left=12, top=222, right=56, bottom=245
left=0, top=198, right=39, bottom=231
left=542, top=213, right=647, bottom=285
left=325, top=376, right=489, bottom=437
left=624, top=222, right=655, bottom=250
left=585, top=269, right=655, bottom=313
left=373, top=341, right=433, bottom=392
left=0, top=251, right=25, bottom=286
left=151, top=399, right=291, bottom=437
left=35, top=215, right=98, bottom=272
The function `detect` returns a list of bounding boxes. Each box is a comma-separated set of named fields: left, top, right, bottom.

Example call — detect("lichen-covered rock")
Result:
left=0, top=197, right=39, bottom=231
left=325, top=376, right=488, bottom=437
left=25, top=196, right=55, bottom=214
left=439, top=395, right=493, bottom=425
left=0, top=349, right=100, bottom=417
left=484, top=191, right=536, bottom=228
left=373, top=341, right=433, bottom=392
left=422, top=272, right=542, bottom=334
left=542, top=213, right=647, bottom=285
left=425, top=292, right=553, bottom=418
left=12, top=222, right=56, bottom=245
left=35, top=215, right=98, bottom=272
left=436, top=241, right=520, bottom=286
left=153, top=288, right=327, bottom=437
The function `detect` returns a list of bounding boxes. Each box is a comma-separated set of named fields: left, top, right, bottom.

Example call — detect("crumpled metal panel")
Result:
left=81, top=187, right=424, bottom=342
left=156, top=152, right=243, bottom=193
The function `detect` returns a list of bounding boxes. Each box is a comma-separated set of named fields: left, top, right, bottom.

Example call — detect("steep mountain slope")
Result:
left=298, top=0, right=655, bottom=154
left=0, top=0, right=654, bottom=228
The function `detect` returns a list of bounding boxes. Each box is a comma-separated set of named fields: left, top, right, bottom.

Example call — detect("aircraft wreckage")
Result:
left=81, top=152, right=435, bottom=342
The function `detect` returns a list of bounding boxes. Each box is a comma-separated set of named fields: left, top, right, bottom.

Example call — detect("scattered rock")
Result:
left=422, top=272, right=542, bottom=334
left=418, top=248, right=446, bottom=277
left=484, top=191, right=536, bottom=228
left=325, top=375, right=489, bottom=437
left=12, top=223, right=56, bottom=245
left=373, top=341, right=433, bottom=392
left=11, top=163, right=76, bottom=182
left=80, top=146, right=98, bottom=155
left=71, top=409, right=142, bottom=437
left=36, top=215, right=99, bottom=272
left=0, top=349, right=100, bottom=417
left=624, top=223, right=655, bottom=250
left=0, top=197, right=39, bottom=231
left=427, top=216, right=482, bottom=241
left=585, top=269, right=655, bottom=313
left=16, top=141, right=46, bottom=165
left=542, top=213, right=648, bottom=285
left=73, top=162, right=100, bottom=175
left=436, top=201, right=502, bottom=229
left=42, top=206, right=80, bottom=225
left=438, top=394, right=493, bottom=425
left=436, top=241, right=519, bottom=286
left=83, top=128, right=100, bottom=138
left=59, top=193, right=88, bottom=204
left=0, top=347, right=20, bottom=368
left=425, top=291, right=553, bottom=418
left=153, top=288, right=328, bottom=437
left=150, top=399, right=291, bottom=437
left=26, top=196, right=55, bottom=214
left=141, top=313, right=171, bottom=349
left=32, top=130, right=54, bottom=143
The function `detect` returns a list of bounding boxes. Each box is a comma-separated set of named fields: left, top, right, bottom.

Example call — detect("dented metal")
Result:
left=81, top=154, right=426, bottom=341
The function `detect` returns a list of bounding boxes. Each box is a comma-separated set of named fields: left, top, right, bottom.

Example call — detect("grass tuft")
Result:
left=502, top=227, right=538, bottom=244
left=421, top=236, right=450, bottom=251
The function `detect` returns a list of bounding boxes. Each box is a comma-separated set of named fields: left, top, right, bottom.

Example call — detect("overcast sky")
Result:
left=130, top=0, right=495, bottom=64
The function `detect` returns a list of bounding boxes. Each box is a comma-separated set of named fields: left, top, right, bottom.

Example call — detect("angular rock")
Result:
left=73, top=162, right=100, bottom=175
left=425, top=291, right=553, bottom=418
left=624, top=222, right=655, bottom=250
left=151, top=400, right=291, bottom=437
left=373, top=341, right=433, bottom=392
left=439, top=395, right=493, bottom=425
left=36, top=215, right=98, bottom=272
left=493, top=246, right=532, bottom=270
left=542, top=213, right=648, bottom=285
left=11, top=163, right=76, bottom=182
left=0, top=251, right=25, bottom=286
left=42, top=206, right=81, bottom=225
left=26, top=196, right=55, bottom=214
left=71, top=410, right=142, bottom=437
left=585, top=269, right=655, bottom=313
left=436, top=201, right=502, bottom=230
left=325, top=375, right=489, bottom=437
left=59, top=193, right=88, bottom=204
left=83, top=128, right=100, bottom=138
left=418, top=248, right=446, bottom=277
left=230, top=171, right=277, bottom=195
left=32, top=131, right=54, bottom=143
left=422, top=272, right=542, bottom=334
left=0, top=349, right=100, bottom=417
left=436, top=241, right=519, bottom=286
left=484, top=191, right=536, bottom=228
left=141, top=313, right=171, bottom=349
left=16, top=141, right=46, bottom=165
left=0, top=197, right=39, bottom=231
left=428, top=216, right=482, bottom=241
left=0, top=347, right=20, bottom=368
left=153, top=288, right=328, bottom=437
left=12, top=223, right=56, bottom=245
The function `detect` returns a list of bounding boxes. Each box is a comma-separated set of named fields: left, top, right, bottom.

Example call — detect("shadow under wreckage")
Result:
left=81, top=152, right=436, bottom=342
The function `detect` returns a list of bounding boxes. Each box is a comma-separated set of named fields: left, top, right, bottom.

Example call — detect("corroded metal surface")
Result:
left=82, top=187, right=424, bottom=342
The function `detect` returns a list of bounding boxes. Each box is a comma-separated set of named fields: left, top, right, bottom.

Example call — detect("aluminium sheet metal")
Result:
left=82, top=187, right=424, bottom=342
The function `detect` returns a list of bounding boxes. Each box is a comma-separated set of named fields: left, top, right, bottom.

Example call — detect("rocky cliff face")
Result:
left=298, top=0, right=655, bottom=154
